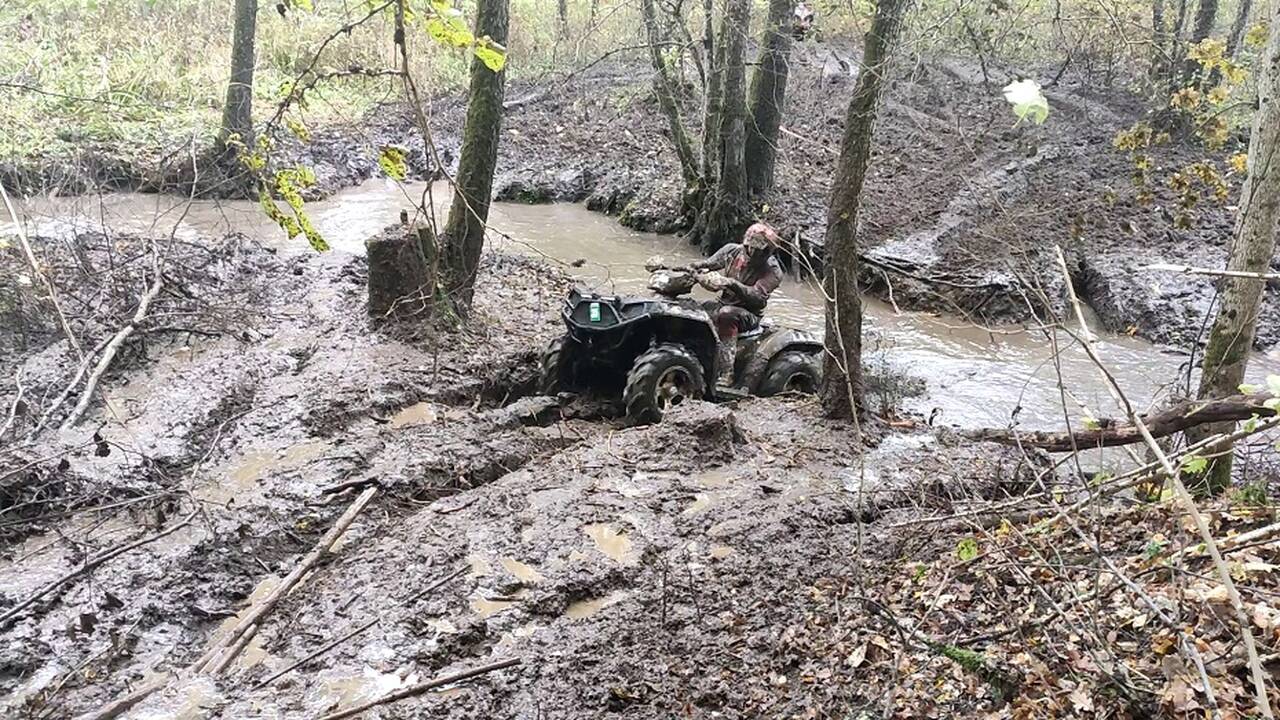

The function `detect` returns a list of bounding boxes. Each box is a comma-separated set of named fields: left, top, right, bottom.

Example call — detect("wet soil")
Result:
left=0, top=224, right=1057, bottom=718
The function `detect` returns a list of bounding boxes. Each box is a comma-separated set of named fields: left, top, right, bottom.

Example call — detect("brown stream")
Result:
left=7, top=178, right=1280, bottom=435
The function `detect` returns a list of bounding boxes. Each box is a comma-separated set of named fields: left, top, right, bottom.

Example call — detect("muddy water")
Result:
left=9, top=179, right=1280, bottom=432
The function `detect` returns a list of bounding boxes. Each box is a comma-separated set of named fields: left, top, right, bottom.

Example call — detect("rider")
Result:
left=691, top=222, right=785, bottom=385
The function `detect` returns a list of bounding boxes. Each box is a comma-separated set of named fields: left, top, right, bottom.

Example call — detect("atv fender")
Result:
left=740, top=329, right=823, bottom=394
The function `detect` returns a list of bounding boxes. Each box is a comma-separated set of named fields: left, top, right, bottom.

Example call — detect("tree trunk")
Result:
left=745, top=0, right=795, bottom=196
left=820, top=0, right=911, bottom=420
left=1187, top=7, right=1280, bottom=493
left=1182, top=0, right=1220, bottom=79
left=366, top=222, right=437, bottom=322
left=697, top=0, right=752, bottom=253
left=642, top=0, right=700, bottom=186
left=441, top=0, right=510, bottom=312
left=700, top=0, right=722, bottom=184
left=557, top=0, right=569, bottom=40
left=1152, top=0, right=1170, bottom=80
left=219, top=0, right=258, bottom=149
left=1225, top=0, right=1253, bottom=57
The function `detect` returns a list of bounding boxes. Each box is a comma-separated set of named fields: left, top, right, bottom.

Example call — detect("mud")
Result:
left=0, top=208, right=1066, bottom=718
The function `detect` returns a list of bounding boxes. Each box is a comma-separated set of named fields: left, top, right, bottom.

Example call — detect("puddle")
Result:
left=684, top=493, right=714, bottom=516
left=582, top=523, right=636, bottom=565
left=388, top=401, right=438, bottom=428
left=500, top=557, right=544, bottom=584
left=203, top=440, right=332, bottom=504
left=694, top=468, right=735, bottom=488
left=467, top=553, right=494, bottom=578
left=471, top=595, right=522, bottom=619
left=565, top=591, right=625, bottom=620
left=313, top=666, right=413, bottom=713
left=709, top=545, right=735, bottom=559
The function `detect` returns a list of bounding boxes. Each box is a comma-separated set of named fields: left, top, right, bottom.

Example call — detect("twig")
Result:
left=61, top=246, right=164, bottom=430
left=191, top=486, right=378, bottom=674
left=27, top=336, right=113, bottom=439
left=1055, top=245, right=1275, bottom=720
left=1172, top=519, right=1280, bottom=560
left=317, top=657, right=522, bottom=720
left=74, top=676, right=170, bottom=720
left=0, top=511, right=197, bottom=626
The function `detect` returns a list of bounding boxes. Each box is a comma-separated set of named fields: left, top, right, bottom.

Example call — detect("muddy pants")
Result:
left=701, top=301, right=760, bottom=341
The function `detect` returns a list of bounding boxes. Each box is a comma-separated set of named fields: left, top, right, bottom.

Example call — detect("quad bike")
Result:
left=540, top=266, right=824, bottom=424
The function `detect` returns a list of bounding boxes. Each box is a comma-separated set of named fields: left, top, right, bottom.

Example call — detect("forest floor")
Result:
left=4, top=41, right=1277, bottom=353
left=1, top=231, right=1278, bottom=718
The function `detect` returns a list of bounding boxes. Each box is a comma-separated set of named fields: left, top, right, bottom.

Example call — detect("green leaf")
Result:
left=956, top=538, right=979, bottom=563
left=1265, top=398, right=1280, bottom=412
left=1240, top=383, right=1262, bottom=394
left=378, top=146, right=408, bottom=181
left=1182, top=455, right=1209, bottom=475
left=1266, top=374, right=1280, bottom=396
left=1082, top=416, right=1101, bottom=431
left=425, top=2, right=475, bottom=48
left=1243, top=414, right=1261, bottom=433
left=1143, top=537, right=1166, bottom=560
left=1002, top=79, right=1050, bottom=125
left=474, top=36, right=508, bottom=72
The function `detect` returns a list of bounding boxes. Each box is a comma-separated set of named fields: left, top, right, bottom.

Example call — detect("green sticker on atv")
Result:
left=589, top=302, right=601, bottom=322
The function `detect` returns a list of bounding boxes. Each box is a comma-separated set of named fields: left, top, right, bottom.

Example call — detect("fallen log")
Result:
left=968, top=392, right=1277, bottom=452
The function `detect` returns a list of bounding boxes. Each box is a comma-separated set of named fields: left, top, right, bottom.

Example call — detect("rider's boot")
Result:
left=716, top=337, right=737, bottom=387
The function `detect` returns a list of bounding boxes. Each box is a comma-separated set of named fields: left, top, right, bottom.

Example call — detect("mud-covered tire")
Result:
left=540, top=335, right=578, bottom=394
left=757, top=351, right=822, bottom=397
left=623, top=344, right=705, bottom=424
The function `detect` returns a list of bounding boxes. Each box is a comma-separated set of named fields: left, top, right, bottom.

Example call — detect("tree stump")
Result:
left=365, top=222, right=437, bottom=322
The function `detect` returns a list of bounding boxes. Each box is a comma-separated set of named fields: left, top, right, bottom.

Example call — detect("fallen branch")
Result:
left=74, top=676, right=170, bottom=720
left=0, top=511, right=197, bottom=626
left=1, top=183, right=84, bottom=360
left=1173, top=519, right=1280, bottom=560
left=1, top=368, right=24, bottom=439
left=192, top=486, right=378, bottom=675
left=968, top=392, right=1277, bottom=451
left=27, top=336, right=113, bottom=439
left=1145, top=262, right=1280, bottom=282
left=61, top=247, right=165, bottom=430
left=318, top=657, right=522, bottom=720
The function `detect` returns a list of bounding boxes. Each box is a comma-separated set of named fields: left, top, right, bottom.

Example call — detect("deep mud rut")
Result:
left=0, top=231, right=1049, bottom=718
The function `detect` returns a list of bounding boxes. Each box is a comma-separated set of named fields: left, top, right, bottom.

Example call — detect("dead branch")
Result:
left=968, top=392, right=1278, bottom=451
left=1055, top=245, right=1275, bottom=720
left=61, top=247, right=165, bottom=430
left=1145, top=262, right=1280, bottom=282
left=192, top=486, right=378, bottom=675
left=74, top=676, right=170, bottom=720
left=1173, top=519, right=1280, bottom=560
left=0, top=510, right=197, bottom=626
left=28, top=336, right=113, bottom=439
left=317, top=657, right=522, bottom=720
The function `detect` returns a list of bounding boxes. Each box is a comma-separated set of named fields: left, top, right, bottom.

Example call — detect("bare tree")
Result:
left=442, top=0, right=511, bottom=312
left=745, top=0, right=796, bottom=196
left=820, top=0, right=912, bottom=419
left=1187, top=6, right=1280, bottom=493
left=1225, top=0, right=1254, bottom=58
left=219, top=0, right=258, bottom=153
left=641, top=0, right=700, bottom=186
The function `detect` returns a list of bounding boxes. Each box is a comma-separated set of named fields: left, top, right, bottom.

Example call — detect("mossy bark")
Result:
left=745, top=0, right=795, bottom=196
left=820, top=0, right=911, bottom=419
left=442, top=0, right=510, bottom=313
left=1187, top=9, right=1280, bottom=493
